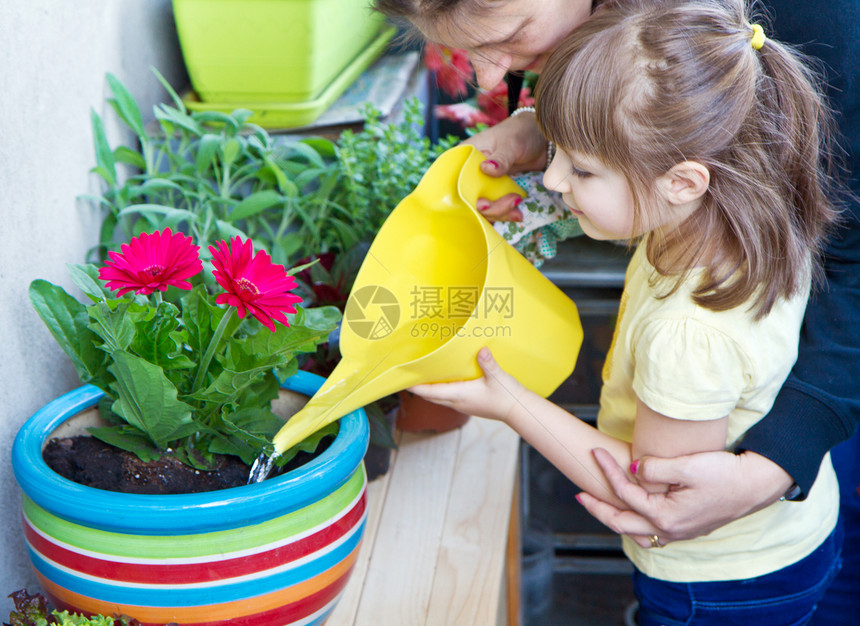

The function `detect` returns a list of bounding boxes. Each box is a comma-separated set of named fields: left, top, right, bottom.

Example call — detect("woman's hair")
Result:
left=536, top=0, right=842, bottom=318
left=373, top=0, right=472, bottom=20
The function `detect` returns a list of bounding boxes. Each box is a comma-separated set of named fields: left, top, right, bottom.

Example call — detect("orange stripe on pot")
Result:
left=35, top=542, right=361, bottom=624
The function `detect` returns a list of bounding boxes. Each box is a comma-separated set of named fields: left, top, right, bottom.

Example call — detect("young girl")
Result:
left=411, top=0, right=844, bottom=622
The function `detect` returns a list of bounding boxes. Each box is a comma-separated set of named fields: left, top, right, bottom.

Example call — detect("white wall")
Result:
left=0, top=1, right=186, bottom=612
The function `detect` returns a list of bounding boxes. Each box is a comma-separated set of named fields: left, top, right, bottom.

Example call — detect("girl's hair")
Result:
left=536, top=0, right=841, bottom=318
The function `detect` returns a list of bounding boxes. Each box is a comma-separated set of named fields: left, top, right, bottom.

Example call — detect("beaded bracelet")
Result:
left=510, top=106, right=555, bottom=170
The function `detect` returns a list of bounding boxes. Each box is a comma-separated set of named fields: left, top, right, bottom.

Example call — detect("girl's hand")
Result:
left=463, top=113, right=549, bottom=222
left=408, top=347, right=528, bottom=423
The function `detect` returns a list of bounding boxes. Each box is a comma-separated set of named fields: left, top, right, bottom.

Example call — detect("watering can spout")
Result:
left=272, top=145, right=584, bottom=454
left=272, top=358, right=402, bottom=454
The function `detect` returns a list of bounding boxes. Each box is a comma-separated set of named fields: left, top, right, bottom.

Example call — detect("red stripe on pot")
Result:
left=35, top=542, right=360, bottom=624
left=24, top=493, right=366, bottom=585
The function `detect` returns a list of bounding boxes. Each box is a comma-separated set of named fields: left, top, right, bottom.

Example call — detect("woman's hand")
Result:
left=408, top=347, right=528, bottom=423
left=577, top=447, right=794, bottom=548
left=464, top=112, right=550, bottom=222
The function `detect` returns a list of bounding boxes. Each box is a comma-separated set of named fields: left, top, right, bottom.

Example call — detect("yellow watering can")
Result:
left=273, top=145, right=583, bottom=453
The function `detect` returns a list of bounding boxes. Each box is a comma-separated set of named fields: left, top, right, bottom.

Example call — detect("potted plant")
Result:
left=13, top=228, right=369, bottom=624
left=88, top=71, right=405, bottom=469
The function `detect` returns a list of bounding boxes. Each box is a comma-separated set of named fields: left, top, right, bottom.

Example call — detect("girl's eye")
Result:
left=571, top=167, right=592, bottom=179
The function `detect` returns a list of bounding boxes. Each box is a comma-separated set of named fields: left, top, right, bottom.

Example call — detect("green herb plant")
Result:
left=5, top=589, right=143, bottom=626
left=88, top=71, right=352, bottom=269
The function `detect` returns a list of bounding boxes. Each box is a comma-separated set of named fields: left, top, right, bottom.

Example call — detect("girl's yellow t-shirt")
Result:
left=598, top=242, right=839, bottom=582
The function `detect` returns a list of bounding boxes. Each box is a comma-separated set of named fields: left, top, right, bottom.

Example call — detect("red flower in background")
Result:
left=435, top=102, right=494, bottom=128
left=209, top=237, right=302, bottom=332
left=435, top=82, right=535, bottom=130
left=424, top=43, right=474, bottom=98
left=477, top=82, right=535, bottom=125
left=99, top=228, right=202, bottom=296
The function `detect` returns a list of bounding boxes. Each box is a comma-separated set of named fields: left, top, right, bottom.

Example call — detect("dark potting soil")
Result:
left=42, top=436, right=326, bottom=495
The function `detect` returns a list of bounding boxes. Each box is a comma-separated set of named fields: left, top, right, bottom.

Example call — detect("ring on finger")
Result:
left=649, top=534, right=663, bottom=548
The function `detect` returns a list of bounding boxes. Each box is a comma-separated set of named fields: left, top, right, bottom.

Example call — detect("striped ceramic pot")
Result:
left=11, top=371, right=369, bottom=626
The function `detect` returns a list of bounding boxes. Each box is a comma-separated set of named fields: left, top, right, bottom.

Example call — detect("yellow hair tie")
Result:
left=750, top=23, right=766, bottom=50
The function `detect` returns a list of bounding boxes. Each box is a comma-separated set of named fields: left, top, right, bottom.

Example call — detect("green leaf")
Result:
left=181, top=287, right=242, bottom=366
left=227, top=189, right=285, bottom=222
left=300, top=305, right=343, bottom=333
left=108, top=350, right=198, bottom=449
left=215, top=219, right=247, bottom=243
left=172, top=445, right=219, bottom=471
left=154, top=103, right=202, bottom=136
left=230, top=109, right=254, bottom=127
left=117, top=203, right=197, bottom=228
left=87, top=424, right=163, bottom=462
left=86, top=301, right=137, bottom=353
left=29, top=280, right=105, bottom=382
left=366, top=401, right=398, bottom=449
left=277, top=233, right=305, bottom=264
left=301, top=137, right=337, bottom=158
left=195, top=134, right=222, bottom=174
left=130, top=301, right=194, bottom=371
left=112, top=145, right=147, bottom=169
left=139, top=178, right=188, bottom=195
left=261, top=156, right=297, bottom=196
left=151, top=65, right=186, bottom=113
left=213, top=406, right=285, bottom=457
left=222, top=138, right=241, bottom=168
left=66, top=263, right=112, bottom=300
left=192, top=110, right=242, bottom=130
left=90, top=109, right=117, bottom=186
left=192, top=358, right=281, bottom=406
left=239, top=309, right=337, bottom=364
left=106, top=73, right=145, bottom=137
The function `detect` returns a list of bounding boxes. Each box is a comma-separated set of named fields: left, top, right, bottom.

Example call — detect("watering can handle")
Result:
left=458, top=146, right=526, bottom=210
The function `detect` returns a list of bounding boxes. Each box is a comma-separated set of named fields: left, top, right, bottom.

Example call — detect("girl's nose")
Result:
left=543, top=155, right=569, bottom=193
left=469, top=54, right=512, bottom=91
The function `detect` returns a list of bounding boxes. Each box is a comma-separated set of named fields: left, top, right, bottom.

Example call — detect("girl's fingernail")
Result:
left=477, top=201, right=489, bottom=212
left=629, top=459, right=640, bottom=475
left=575, top=494, right=584, bottom=505
left=512, top=197, right=523, bottom=208
left=511, top=210, right=523, bottom=222
left=485, top=160, right=499, bottom=169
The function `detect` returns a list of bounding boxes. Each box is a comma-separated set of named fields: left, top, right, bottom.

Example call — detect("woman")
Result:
left=375, top=0, right=860, bottom=619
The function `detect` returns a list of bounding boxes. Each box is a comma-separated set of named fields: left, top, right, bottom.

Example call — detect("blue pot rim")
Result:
left=11, top=371, right=369, bottom=535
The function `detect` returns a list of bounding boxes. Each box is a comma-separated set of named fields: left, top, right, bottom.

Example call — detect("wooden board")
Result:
left=328, top=419, right=520, bottom=626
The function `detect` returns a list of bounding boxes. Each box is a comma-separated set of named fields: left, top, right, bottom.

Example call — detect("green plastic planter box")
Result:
left=173, top=0, right=387, bottom=104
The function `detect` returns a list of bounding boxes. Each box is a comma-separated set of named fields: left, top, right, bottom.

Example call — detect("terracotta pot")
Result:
left=12, top=371, right=369, bottom=626
left=396, top=390, right=470, bottom=434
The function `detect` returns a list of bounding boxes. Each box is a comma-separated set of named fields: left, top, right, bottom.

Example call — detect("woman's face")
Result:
left=418, top=0, right=593, bottom=90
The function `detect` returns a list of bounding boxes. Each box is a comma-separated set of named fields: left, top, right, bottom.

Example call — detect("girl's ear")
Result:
left=656, top=161, right=710, bottom=205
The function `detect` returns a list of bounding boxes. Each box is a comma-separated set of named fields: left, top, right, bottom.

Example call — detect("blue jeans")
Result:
left=811, top=430, right=860, bottom=624
left=633, top=527, right=842, bottom=626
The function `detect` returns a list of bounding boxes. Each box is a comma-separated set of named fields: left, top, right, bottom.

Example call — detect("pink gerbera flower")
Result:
left=209, top=237, right=302, bottom=332
left=99, top=228, right=202, bottom=296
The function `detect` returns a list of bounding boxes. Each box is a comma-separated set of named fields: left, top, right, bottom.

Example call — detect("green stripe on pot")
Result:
left=22, top=467, right=364, bottom=560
